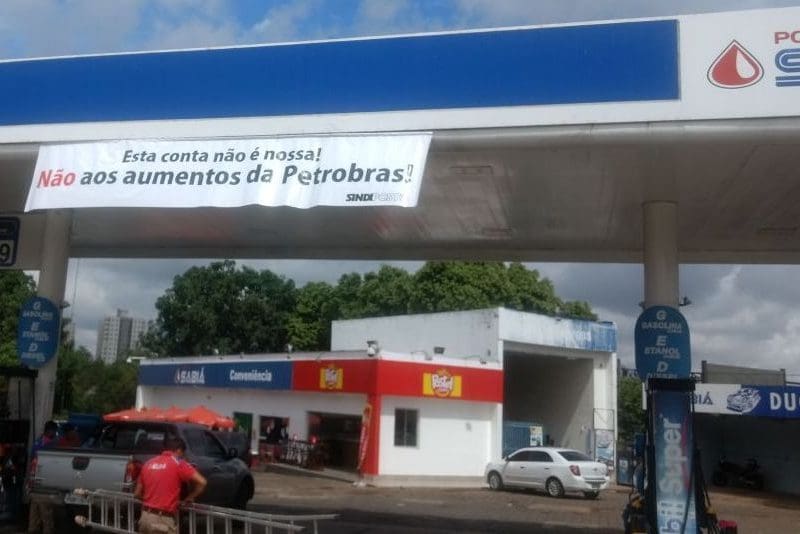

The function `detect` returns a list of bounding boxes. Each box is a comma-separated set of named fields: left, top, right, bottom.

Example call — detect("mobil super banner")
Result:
left=652, top=388, right=697, bottom=534
left=25, top=134, right=431, bottom=210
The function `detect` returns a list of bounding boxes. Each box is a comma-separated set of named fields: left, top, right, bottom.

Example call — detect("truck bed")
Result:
left=31, top=448, right=132, bottom=505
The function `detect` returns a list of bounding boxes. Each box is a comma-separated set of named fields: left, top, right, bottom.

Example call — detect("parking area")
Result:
left=250, top=466, right=800, bottom=533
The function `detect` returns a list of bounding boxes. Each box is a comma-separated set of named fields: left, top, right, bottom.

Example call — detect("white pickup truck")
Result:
left=29, top=421, right=254, bottom=512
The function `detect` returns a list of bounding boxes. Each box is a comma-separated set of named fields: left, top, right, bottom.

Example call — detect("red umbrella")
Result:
left=104, top=405, right=234, bottom=429
left=161, top=406, right=189, bottom=422
left=186, top=405, right=235, bottom=429
left=104, top=406, right=163, bottom=422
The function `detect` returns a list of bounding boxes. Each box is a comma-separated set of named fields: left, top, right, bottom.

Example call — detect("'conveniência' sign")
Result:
left=25, top=134, right=431, bottom=210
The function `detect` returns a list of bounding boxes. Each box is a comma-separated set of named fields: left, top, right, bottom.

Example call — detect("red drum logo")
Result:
left=707, top=41, right=763, bottom=88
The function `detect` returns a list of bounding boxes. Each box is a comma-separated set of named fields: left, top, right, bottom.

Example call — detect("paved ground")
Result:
left=3, top=466, right=797, bottom=532
left=249, top=465, right=800, bottom=533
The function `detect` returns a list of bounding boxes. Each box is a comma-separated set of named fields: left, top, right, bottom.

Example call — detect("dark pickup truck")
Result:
left=30, top=421, right=254, bottom=510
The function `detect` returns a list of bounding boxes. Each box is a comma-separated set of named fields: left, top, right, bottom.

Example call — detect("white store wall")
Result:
left=332, top=309, right=618, bottom=464
left=379, top=395, right=498, bottom=478
left=332, top=309, right=501, bottom=362
left=593, top=353, right=617, bottom=434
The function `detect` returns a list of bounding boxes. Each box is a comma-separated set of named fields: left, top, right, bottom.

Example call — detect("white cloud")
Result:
left=245, top=0, right=324, bottom=43
left=0, top=0, right=143, bottom=58
left=357, top=0, right=409, bottom=23
left=452, top=0, right=800, bottom=26
left=144, top=17, right=240, bottom=51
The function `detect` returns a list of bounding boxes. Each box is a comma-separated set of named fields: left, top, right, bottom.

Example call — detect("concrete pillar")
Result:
left=642, top=201, right=679, bottom=307
left=34, top=209, right=71, bottom=436
left=642, top=201, right=697, bottom=531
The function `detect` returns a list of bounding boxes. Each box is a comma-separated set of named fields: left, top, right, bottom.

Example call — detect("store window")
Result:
left=259, top=416, right=289, bottom=443
left=394, top=409, right=418, bottom=447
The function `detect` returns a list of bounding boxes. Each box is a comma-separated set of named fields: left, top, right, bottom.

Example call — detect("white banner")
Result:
left=25, top=134, right=431, bottom=211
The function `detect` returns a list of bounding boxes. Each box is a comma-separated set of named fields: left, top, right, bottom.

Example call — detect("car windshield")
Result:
left=557, top=450, right=592, bottom=462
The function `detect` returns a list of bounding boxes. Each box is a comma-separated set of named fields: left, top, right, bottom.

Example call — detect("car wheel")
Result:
left=487, top=471, right=504, bottom=490
left=583, top=491, right=600, bottom=500
left=546, top=477, right=565, bottom=498
left=233, top=477, right=254, bottom=509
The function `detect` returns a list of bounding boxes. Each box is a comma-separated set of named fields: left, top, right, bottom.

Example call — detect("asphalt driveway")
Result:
left=249, top=465, right=800, bottom=533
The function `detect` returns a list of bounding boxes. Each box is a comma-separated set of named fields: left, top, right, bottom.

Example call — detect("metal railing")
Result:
left=72, top=488, right=337, bottom=533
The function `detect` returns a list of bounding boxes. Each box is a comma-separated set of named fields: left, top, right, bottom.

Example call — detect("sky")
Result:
left=5, top=0, right=800, bottom=379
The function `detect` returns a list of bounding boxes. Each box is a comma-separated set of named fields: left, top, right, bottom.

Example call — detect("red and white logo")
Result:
left=707, top=41, right=764, bottom=88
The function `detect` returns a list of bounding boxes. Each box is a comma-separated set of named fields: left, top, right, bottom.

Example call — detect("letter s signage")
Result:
left=775, top=48, right=800, bottom=86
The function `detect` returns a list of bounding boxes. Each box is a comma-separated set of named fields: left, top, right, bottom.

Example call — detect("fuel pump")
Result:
left=645, top=378, right=698, bottom=533
left=625, top=303, right=736, bottom=533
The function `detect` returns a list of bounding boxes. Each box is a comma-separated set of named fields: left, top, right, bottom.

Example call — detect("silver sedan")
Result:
left=484, top=447, right=610, bottom=499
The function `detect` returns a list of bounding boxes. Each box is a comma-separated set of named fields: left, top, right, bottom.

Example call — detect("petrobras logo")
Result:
left=423, top=369, right=462, bottom=398
left=707, top=41, right=763, bottom=88
left=175, top=367, right=205, bottom=385
left=707, top=32, right=800, bottom=89
left=726, top=387, right=761, bottom=414
left=319, top=364, right=343, bottom=390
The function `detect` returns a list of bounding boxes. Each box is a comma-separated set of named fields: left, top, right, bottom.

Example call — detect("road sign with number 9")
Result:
left=0, top=217, right=20, bottom=267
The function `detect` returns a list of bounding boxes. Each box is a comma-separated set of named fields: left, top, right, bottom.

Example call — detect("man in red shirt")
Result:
left=134, top=437, right=207, bottom=534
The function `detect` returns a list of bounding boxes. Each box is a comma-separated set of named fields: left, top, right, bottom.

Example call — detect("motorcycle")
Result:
left=712, top=457, right=764, bottom=490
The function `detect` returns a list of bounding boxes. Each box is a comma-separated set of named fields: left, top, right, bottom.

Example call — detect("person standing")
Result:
left=27, top=420, right=58, bottom=534
left=134, top=437, right=207, bottom=534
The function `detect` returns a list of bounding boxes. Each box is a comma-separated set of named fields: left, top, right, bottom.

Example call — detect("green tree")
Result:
left=65, top=358, right=137, bottom=415
left=287, top=281, right=338, bottom=351
left=146, top=260, right=596, bottom=356
left=406, top=261, right=595, bottom=320
left=558, top=300, right=597, bottom=321
left=93, top=361, right=139, bottom=414
left=618, top=375, right=646, bottom=443
left=351, top=266, right=414, bottom=318
left=504, top=262, right=560, bottom=314
left=0, top=271, right=36, bottom=366
left=409, top=261, right=512, bottom=313
left=332, top=272, right=364, bottom=320
left=53, top=344, right=93, bottom=416
left=287, top=266, right=416, bottom=351
left=143, top=260, right=296, bottom=356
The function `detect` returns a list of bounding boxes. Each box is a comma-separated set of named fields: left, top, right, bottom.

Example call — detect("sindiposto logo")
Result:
left=345, top=192, right=404, bottom=202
